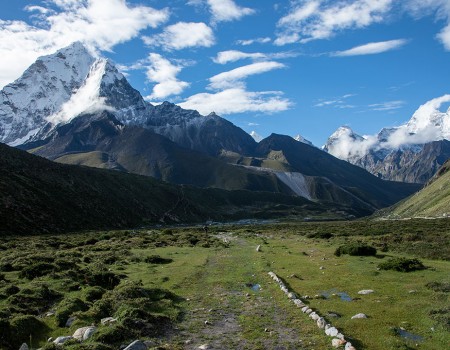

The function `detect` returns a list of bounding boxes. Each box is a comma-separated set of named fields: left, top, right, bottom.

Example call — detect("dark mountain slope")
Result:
left=256, top=134, right=421, bottom=208
left=23, top=111, right=291, bottom=194
left=2, top=142, right=363, bottom=235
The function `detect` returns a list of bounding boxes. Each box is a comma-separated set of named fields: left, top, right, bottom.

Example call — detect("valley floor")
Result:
left=0, top=220, right=449, bottom=350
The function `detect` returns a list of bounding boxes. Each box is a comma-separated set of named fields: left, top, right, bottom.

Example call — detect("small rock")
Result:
left=309, top=312, right=320, bottom=321
left=305, top=308, right=313, bottom=315
left=256, top=245, right=261, bottom=252
left=53, top=336, right=73, bottom=345
left=185, top=339, right=193, bottom=344
left=293, top=299, right=305, bottom=307
left=408, top=290, right=417, bottom=294
left=327, top=312, right=341, bottom=318
left=198, top=344, right=210, bottom=350
left=101, top=317, right=117, bottom=325
left=325, top=327, right=339, bottom=337
left=287, top=292, right=297, bottom=299
left=336, top=333, right=345, bottom=340
left=264, top=328, right=270, bottom=332
left=19, top=343, right=29, bottom=350
left=358, top=290, right=374, bottom=295
left=301, top=306, right=309, bottom=313
left=351, top=313, right=367, bottom=319
left=45, top=311, right=55, bottom=317
left=47, top=337, right=53, bottom=342
left=204, top=320, right=211, bottom=325
left=65, top=316, right=76, bottom=327
left=83, top=327, right=96, bottom=341
left=332, top=338, right=346, bottom=348
left=317, top=317, right=326, bottom=329
left=319, top=266, right=325, bottom=270
left=123, top=340, right=147, bottom=350
left=345, top=342, right=356, bottom=350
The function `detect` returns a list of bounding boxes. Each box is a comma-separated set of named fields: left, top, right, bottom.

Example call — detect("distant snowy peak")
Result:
left=250, top=131, right=263, bottom=142
left=293, top=134, right=313, bottom=146
left=324, top=94, right=450, bottom=163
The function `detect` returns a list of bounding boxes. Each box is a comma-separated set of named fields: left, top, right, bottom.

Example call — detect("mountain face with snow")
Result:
left=294, top=134, right=313, bottom=146
left=0, top=42, right=256, bottom=157
left=324, top=96, right=450, bottom=183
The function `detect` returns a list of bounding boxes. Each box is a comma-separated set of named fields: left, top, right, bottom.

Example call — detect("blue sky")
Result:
left=0, top=0, right=449, bottom=146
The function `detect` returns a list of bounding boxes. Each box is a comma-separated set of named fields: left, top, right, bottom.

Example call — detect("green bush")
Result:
left=6, top=284, right=61, bottom=315
left=55, top=298, right=89, bottom=327
left=92, top=323, right=131, bottom=344
left=426, top=281, right=450, bottom=293
left=378, top=257, right=426, bottom=272
left=83, top=286, right=106, bottom=303
left=334, top=243, right=377, bottom=257
left=84, top=270, right=121, bottom=290
left=19, top=262, right=55, bottom=280
left=5, top=315, right=49, bottom=348
left=2, top=284, right=20, bottom=296
left=306, top=232, right=334, bottom=239
left=144, top=255, right=173, bottom=264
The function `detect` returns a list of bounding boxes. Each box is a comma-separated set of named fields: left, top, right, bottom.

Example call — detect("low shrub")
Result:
left=426, top=281, right=450, bottom=293
left=6, top=284, right=61, bottom=315
left=3, top=315, right=49, bottom=348
left=83, top=270, right=121, bottom=290
left=334, top=243, right=377, bottom=257
left=55, top=297, right=89, bottom=327
left=378, top=257, right=426, bottom=272
left=83, top=286, right=106, bottom=303
left=144, top=255, right=173, bottom=264
left=306, top=232, right=334, bottom=239
left=2, top=284, right=20, bottom=296
left=19, top=262, right=55, bottom=280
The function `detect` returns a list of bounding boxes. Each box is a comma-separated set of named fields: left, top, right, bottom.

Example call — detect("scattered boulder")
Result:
left=198, top=345, right=210, bottom=350
left=256, top=245, right=261, bottom=252
left=19, top=343, right=29, bottom=350
left=358, top=290, right=374, bottom=295
left=287, top=292, right=297, bottom=299
left=73, top=326, right=96, bottom=341
left=309, top=312, right=320, bottom=321
left=123, top=340, right=147, bottom=350
left=351, top=313, right=368, bottom=319
left=53, top=336, right=73, bottom=345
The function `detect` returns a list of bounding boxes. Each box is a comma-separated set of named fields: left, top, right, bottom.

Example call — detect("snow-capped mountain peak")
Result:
left=0, top=41, right=143, bottom=145
left=250, top=131, right=263, bottom=142
left=293, top=134, right=313, bottom=146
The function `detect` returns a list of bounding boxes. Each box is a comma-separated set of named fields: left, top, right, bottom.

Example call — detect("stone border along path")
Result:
left=268, top=272, right=357, bottom=350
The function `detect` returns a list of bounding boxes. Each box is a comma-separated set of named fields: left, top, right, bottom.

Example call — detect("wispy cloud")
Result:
left=236, top=37, right=271, bottom=46
left=143, top=22, right=215, bottom=51
left=369, top=100, right=406, bottom=111
left=208, top=61, right=286, bottom=90
left=275, top=0, right=393, bottom=45
left=0, top=0, right=169, bottom=88
left=178, top=88, right=291, bottom=115
left=315, top=94, right=356, bottom=108
left=212, top=50, right=297, bottom=64
left=333, top=39, right=408, bottom=56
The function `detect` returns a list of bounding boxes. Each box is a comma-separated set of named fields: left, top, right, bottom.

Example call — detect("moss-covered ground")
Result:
left=0, top=219, right=448, bottom=349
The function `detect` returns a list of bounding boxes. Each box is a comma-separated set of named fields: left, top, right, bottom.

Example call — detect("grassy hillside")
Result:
left=382, top=159, right=450, bottom=218
left=0, top=143, right=362, bottom=235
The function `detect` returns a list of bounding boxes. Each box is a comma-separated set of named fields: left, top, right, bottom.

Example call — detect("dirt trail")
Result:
left=169, top=235, right=326, bottom=349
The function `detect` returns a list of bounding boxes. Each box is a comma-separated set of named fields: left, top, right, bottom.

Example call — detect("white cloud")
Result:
left=333, top=39, right=408, bottom=56
left=213, top=50, right=298, bottom=64
left=178, top=88, right=291, bottom=115
left=369, top=100, right=406, bottom=111
left=236, top=37, right=271, bottom=46
left=208, top=61, right=286, bottom=90
left=276, top=0, right=393, bottom=45
left=403, top=0, right=450, bottom=50
left=47, top=59, right=115, bottom=125
left=213, top=50, right=266, bottom=64
left=144, top=53, right=189, bottom=100
left=206, top=0, right=255, bottom=22
left=315, top=94, right=356, bottom=108
left=0, top=0, right=169, bottom=88
left=143, top=22, right=215, bottom=50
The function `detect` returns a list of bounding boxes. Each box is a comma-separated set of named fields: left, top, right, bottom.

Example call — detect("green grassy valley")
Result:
left=1, top=220, right=448, bottom=350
